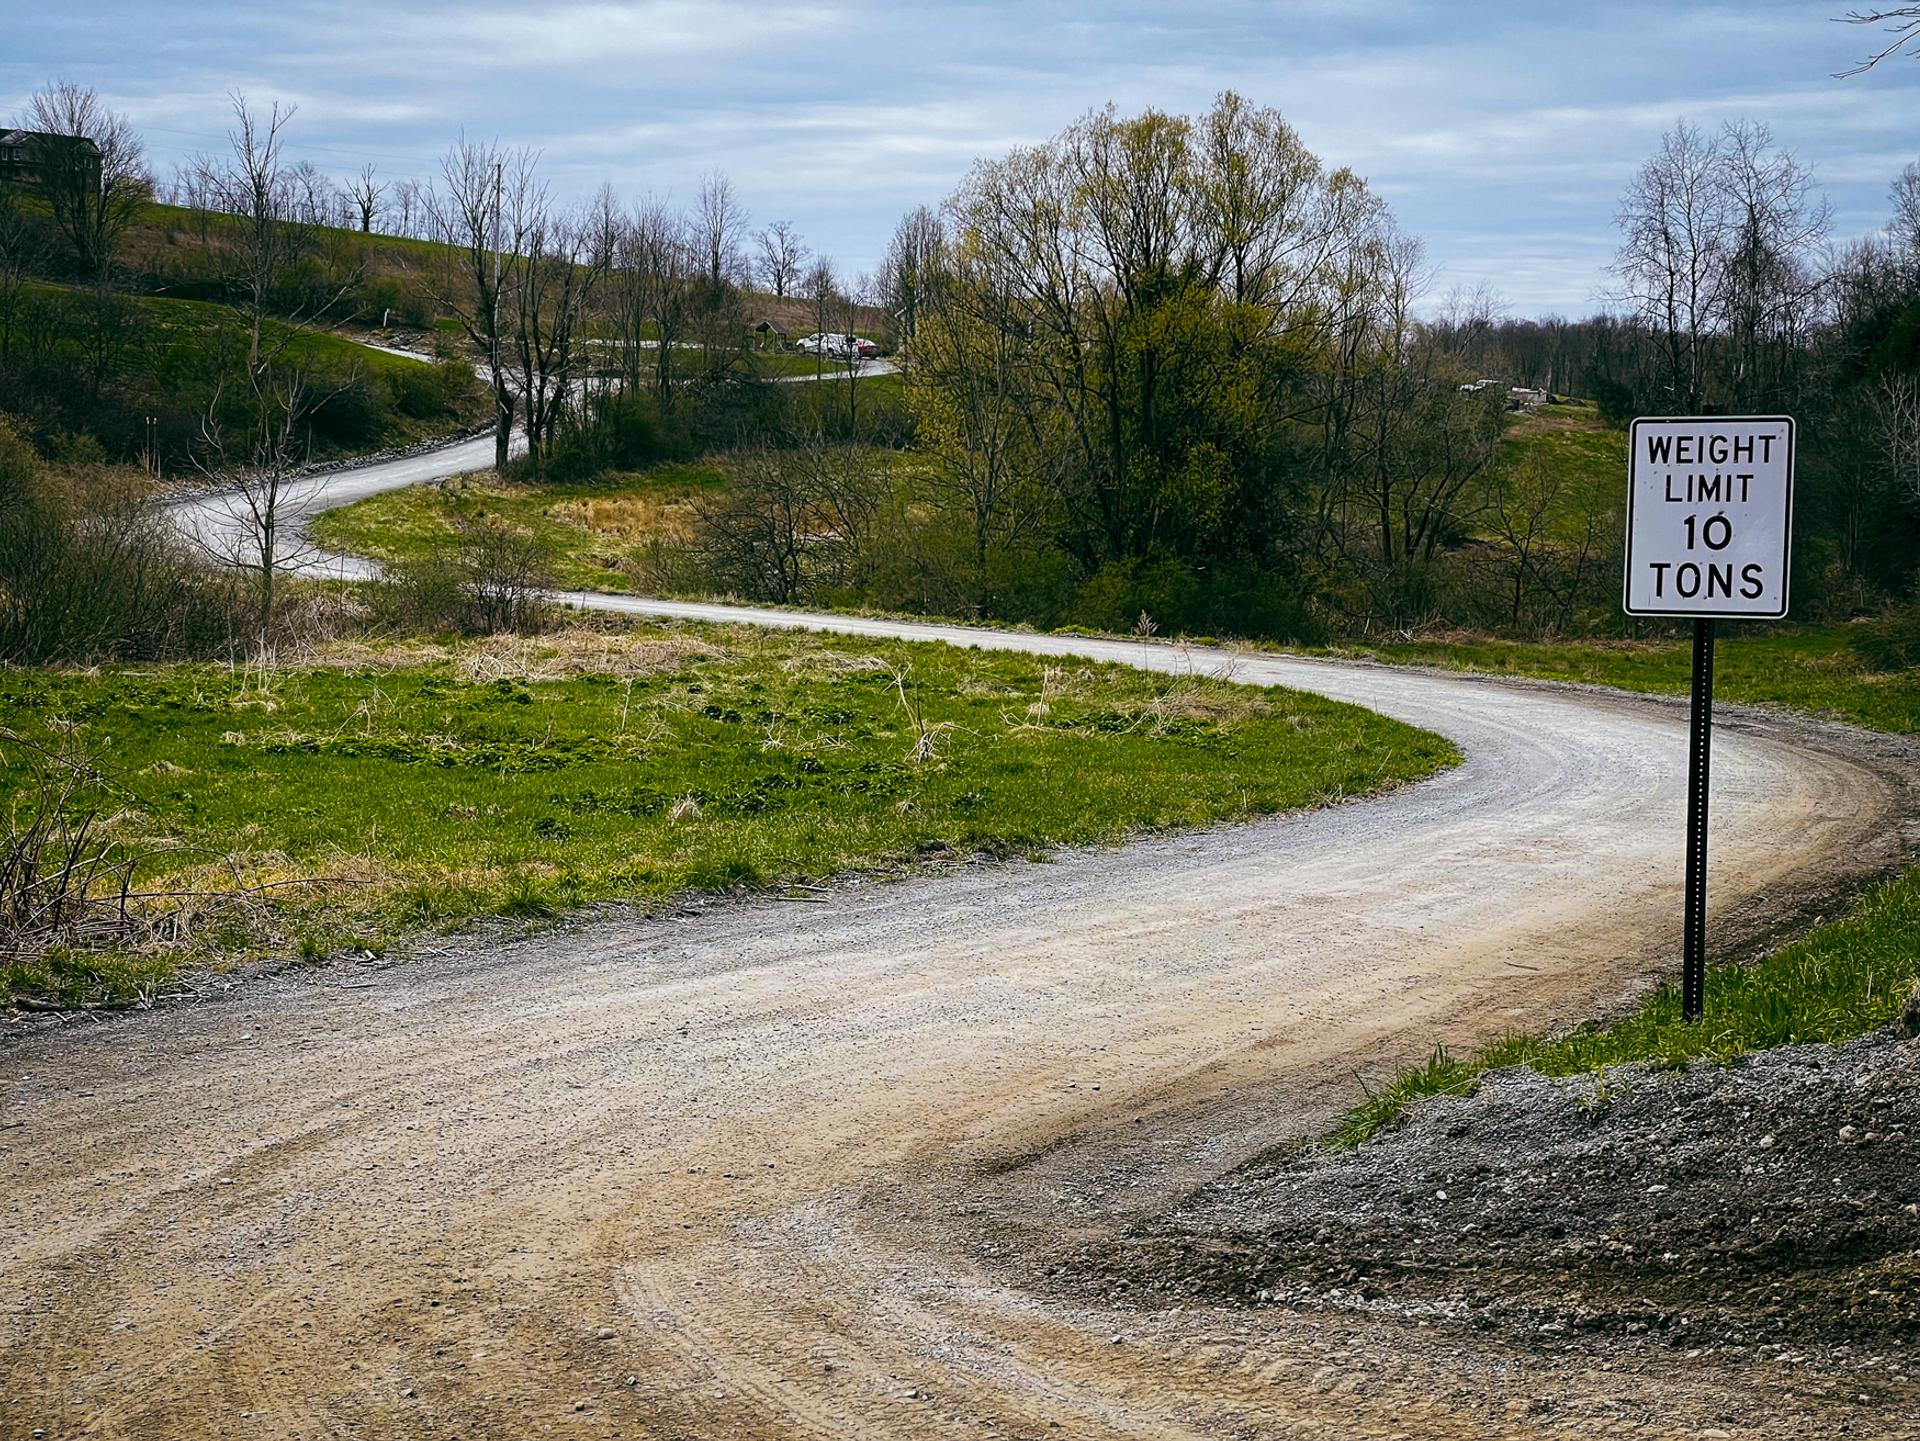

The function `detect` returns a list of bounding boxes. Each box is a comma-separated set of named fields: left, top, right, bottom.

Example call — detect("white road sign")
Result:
left=1623, top=415, right=1795, bottom=619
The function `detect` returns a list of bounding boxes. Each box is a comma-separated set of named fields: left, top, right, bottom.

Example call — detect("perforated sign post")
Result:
left=1624, top=415, right=1795, bottom=1022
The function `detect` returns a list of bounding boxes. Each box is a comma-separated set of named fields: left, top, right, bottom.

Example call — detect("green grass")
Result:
left=1324, top=625, right=1918, bottom=734
left=310, top=450, right=928, bottom=593
left=745, top=351, right=894, bottom=379
left=748, top=350, right=839, bottom=378
left=310, top=460, right=730, bottom=591
left=28, top=282, right=431, bottom=384
left=1334, top=865, right=1920, bottom=1146
left=0, top=621, right=1457, bottom=1006
left=19, top=282, right=480, bottom=456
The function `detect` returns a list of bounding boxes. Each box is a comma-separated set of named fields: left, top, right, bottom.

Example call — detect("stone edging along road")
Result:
left=10, top=432, right=1907, bottom=1437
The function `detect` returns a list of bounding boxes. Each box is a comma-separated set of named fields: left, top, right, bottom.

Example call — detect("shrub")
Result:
left=302, top=372, right=384, bottom=450
left=369, top=514, right=557, bottom=635
left=1066, top=553, right=1322, bottom=644
left=533, top=389, right=688, bottom=484
left=1848, top=604, right=1920, bottom=672
left=0, top=419, right=244, bottom=664
left=385, top=357, right=480, bottom=422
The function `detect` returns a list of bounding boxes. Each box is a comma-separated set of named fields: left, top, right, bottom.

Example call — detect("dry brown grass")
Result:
left=308, top=627, right=726, bottom=681
left=777, top=650, right=895, bottom=681
left=547, top=493, right=698, bottom=543
left=1137, top=678, right=1276, bottom=726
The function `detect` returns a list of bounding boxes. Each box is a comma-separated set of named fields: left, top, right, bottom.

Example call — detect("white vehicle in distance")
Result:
left=795, top=332, right=880, bottom=360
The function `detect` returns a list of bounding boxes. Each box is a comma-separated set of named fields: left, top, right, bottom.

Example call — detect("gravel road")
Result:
left=3, top=442, right=1912, bottom=1438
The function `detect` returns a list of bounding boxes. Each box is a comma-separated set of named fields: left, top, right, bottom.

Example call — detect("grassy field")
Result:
left=311, top=460, right=728, bottom=591
left=310, top=449, right=929, bottom=593
left=1325, top=625, right=1919, bottom=734
left=1496, top=402, right=1627, bottom=480
left=0, top=622, right=1457, bottom=1007
left=1336, top=864, right=1920, bottom=1146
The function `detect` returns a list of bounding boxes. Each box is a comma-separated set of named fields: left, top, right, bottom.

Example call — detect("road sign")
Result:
left=1624, top=414, right=1797, bottom=1024
left=1623, top=415, right=1795, bottom=619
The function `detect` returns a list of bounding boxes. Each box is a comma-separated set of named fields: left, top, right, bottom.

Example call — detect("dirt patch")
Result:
left=1077, top=1027, right=1920, bottom=1362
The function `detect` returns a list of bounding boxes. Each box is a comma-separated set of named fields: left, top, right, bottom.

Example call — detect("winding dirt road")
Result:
left=4, top=439, right=1913, bottom=1437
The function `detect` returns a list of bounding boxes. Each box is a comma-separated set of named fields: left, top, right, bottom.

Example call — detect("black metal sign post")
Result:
left=1681, top=618, right=1716, bottom=1023
left=1624, top=415, right=1794, bottom=1026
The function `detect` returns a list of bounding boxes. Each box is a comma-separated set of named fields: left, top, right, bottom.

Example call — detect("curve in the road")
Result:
left=20, top=425, right=1897, bottom=1438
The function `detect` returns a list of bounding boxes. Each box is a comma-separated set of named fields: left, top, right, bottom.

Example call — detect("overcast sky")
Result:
left=6, top=2, right=1919, bottom=314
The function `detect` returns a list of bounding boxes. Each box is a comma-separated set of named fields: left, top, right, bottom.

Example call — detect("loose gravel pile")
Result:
left=1086, top=1024, right=1920, bottom=1355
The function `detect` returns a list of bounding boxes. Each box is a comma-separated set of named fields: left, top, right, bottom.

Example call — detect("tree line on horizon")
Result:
left=1, top=80, right=1916, bottom=665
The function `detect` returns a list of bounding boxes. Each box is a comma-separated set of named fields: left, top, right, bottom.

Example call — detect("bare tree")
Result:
left=392, top=178, right=422, bottom=238
left=1836, top=7, right=1920, bottom=74
left=1878, top=373, right=1920, bottom=505
left=1612, top=121, right=1731, bottom=412
left=1889, top=161, right=1920, bottom=256
left=881, top=205, right=943, bottom=341
left=693, top=171, right=749, bottom=288
left=187, top=372, right=327, bottom=640
left=754, top=219, right=808, bottom=298
left=507, top=196, right=610, bottom=466
left=804, top=255, right=837, bottom=377
left=20, top=81, right=149, bottom=282
left=1717, top=121, right=1829, bottom=408
left=425, top=140, right=536, bottom=471
left=195, top=94, right=358, bottom=382
left=1483, top=445, right=1611, bottom=632
left=199, top=95, right=297, bottom=380
left=694, top=439, right=880, bottom=603
left=348, top=163, right=384, bottom=233
left=285, top=159, right=338, bottom=226
left=606, top=199, right=697, bottom=406
left=831, top=270, right=881, bottom=428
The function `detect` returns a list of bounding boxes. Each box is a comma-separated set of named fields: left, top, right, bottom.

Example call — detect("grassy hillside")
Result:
left=1494, top=401, right=1628, bottom=489
left=131, top=201, right=895, bottom=339
left=2, top=275, right=486, bottom=464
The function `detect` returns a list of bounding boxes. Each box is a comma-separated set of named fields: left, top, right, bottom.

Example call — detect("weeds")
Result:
left=0, top=727, right=356, bottom=1006
left=1334, top=865, right=1920, bottom=1146
left=0, top=729, right=143, bottom=960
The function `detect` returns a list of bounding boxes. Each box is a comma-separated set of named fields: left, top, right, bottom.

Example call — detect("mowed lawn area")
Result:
left=1, top=622, right=1457, bottom=1005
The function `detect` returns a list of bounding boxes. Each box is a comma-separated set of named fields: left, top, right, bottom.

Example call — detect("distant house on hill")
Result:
left=0, top=129, right=102, bottom=189
left=750, top=317, right=789, bottom=350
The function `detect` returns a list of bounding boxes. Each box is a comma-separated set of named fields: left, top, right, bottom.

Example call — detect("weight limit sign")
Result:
left=1622, top=413, right=1797, bottom=1024
left=1623, top=415, right=1795, bottom=619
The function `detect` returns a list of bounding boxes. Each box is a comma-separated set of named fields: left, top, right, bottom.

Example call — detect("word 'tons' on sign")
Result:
left=1623, top=415, right=1795, bottom=620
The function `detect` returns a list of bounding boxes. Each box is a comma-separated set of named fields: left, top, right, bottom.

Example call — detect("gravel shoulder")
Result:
left=1077, top=1025, right=1920, bottom=1358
